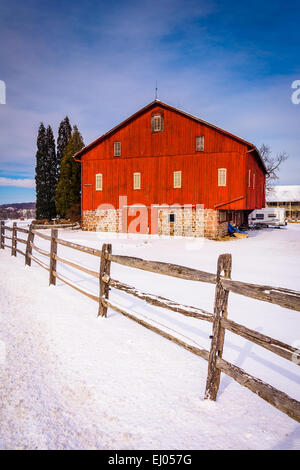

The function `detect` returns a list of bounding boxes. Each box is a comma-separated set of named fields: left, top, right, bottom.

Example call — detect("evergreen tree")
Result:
left=56, top=126, right=84, bottom=218
left=34, top=124, right=57, bottom=220
left=35, top=123, right=47, bottom=219
left=45, top=125, right=57, bottom=219
left=57, top=116, right=72, bottom=176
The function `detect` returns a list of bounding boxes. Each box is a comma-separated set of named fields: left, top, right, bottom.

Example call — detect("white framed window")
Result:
left=253, top=173, right=255, bottom=189
left=248, top=169, right=251, bottom=187
left=196, top=135, right=204, bottom=151
left=173, top=170, right=182, bottom=189
left=114, top=141, right=121, bottom=157
left=152, top=114, right=163, bottom=132
left=218, top=168, right=227, bottom=186
left=133, top=172, right=141, bottom=190
left=95, top=173, right=103, bottom=191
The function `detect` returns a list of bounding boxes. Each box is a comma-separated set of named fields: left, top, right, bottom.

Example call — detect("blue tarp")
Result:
left=228, top=224, right=248, bottom=235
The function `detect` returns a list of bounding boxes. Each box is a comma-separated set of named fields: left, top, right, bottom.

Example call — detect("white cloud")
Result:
left=0, top=177, right=35, bottom=188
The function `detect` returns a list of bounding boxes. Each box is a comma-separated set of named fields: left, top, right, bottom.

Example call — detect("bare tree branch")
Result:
left=259, top=144, right=288, bottom=191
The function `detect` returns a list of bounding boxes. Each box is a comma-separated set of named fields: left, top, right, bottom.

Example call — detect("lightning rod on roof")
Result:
left=155, top=81, right=158, bottom=100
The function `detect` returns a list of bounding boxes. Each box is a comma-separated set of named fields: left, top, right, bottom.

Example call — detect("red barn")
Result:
left=74, top=100, right=266, bottom=238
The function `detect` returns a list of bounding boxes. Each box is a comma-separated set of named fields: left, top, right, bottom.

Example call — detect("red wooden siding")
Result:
left=245, top=151, right=265, bottom=210
left=79, top=103, right=266, bottom=211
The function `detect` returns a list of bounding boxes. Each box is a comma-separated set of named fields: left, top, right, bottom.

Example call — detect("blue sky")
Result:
left=0, top=0, right=299, bottom=204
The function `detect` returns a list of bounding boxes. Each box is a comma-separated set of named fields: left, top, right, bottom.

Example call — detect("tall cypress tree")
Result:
left=57, top=116, right=72, bottom=177
left=45, top=125, right=57, bottom=219
left=56, top=125, right=84, bottom=218
left=35, top=123, right=47, bottom=219
left=34, top=123, right=57, bottom=220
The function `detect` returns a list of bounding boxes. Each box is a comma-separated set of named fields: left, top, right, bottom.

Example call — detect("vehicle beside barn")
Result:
left=248, top=207, right=286, bottom=227
left=74, top=100, right=266, bottom=238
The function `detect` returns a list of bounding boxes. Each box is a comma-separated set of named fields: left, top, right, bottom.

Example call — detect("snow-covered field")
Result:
left=0, top=222, right=299, bottom=450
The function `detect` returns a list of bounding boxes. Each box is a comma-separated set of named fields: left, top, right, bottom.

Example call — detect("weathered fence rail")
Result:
left=1, top=220, right=300, bottom=422
left=106, top=253, right=217, bottom=284
left=221, top=278, right=300, bottom=312
left=104, top=276, right=214, bottom=322
left=32, top=223, right=77, bottom=229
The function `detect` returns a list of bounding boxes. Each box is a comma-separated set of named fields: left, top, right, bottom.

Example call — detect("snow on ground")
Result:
left=0, top=222, right=299, bottom=449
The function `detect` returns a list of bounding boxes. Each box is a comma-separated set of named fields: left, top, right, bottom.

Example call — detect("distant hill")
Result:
left=0, top=202, right=36, bottom=220
left=0, top=202, right=36, bottom=210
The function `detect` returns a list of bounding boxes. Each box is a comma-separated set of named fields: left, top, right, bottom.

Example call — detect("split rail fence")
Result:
left=1, top=220, right=300, bottom=422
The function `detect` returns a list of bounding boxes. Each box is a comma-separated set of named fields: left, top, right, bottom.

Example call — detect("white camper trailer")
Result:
left=248, top=207, right=286, bottom=227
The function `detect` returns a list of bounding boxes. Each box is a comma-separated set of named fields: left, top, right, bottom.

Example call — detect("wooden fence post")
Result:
left=49, top=228, right=58, bottom=286
left=11, top=222, right=17, bottom=256
left=0, top=221, right=4, bottom=249
left=25, top=224, right=34, bottom=266
left=205, top=253, right=232, bottom=401
left=98, top=243, right=112, bottom=317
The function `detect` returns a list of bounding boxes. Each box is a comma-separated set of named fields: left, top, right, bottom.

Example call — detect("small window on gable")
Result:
left=218, top=168, right=227, bottom=187
left=253, top=173, right=255, bottom=189
left=95, top=173, right=103, bottom=191
left=196, top=136, right=204, bottom=152
left=114, top=141, right=121, bottom=157
left=133, top=172, right=141, bottom=190
left=152, top=114, right=163, bottom=132
left=173, top=171, right=182, bottom=189
left=248, top=169, right=251, bottom=187
left=169, top=213, right=175, bottom=223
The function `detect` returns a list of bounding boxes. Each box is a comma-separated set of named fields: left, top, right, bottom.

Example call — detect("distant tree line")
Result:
left=0, top=205, right=36, bottom=221
left=35, top=117, right=84, bottom=221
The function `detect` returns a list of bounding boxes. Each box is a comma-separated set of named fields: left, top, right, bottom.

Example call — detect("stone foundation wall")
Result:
left=157, top=207, right=204, bottom=237
left=204, top=209, right=228, bottom=239
left=82, top=207, right=229, bottom=239
left=82, top=209, right=122, bottom=232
